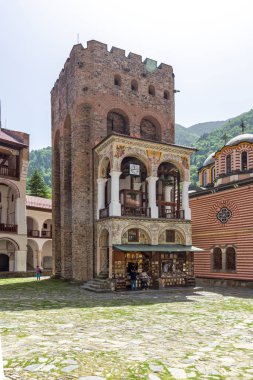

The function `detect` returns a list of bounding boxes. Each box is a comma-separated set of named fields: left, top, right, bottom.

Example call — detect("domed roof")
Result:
left=202, top=152, right=215, bottom=167
left=226, top=133, right=253, bottom=146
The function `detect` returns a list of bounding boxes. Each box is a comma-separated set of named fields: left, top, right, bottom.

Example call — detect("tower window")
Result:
left=203, top=170, right=207, bottom=186
left=241, top=151, right=248, bottom=171
left=114, top=75, right=121, bottom=87
left=148, top=85, right=155, bottom=96
left=211, top=166, right=215, bottom=182
left=226, top=155, right=232, bottom=174
left=131, top=80, right=138, bottom=92
left=164, top=91, right=170, bottom=100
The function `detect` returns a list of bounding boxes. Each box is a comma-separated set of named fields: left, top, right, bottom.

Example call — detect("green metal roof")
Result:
left=113, top=244, right=203, bottom=252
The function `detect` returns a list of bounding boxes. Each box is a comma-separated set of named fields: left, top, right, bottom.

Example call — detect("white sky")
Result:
left=0, top=0, right=253, bottom=149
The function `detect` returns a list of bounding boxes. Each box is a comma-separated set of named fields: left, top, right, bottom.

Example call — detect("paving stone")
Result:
left=1, top=279, right=253, bottom=380
left=78, top=377, right=106, bottom=380
left=149, top=364, right=163, bottom=372
left=61, top=364, right=79, bottom=372
left=167, top=368, right=187, bottom=379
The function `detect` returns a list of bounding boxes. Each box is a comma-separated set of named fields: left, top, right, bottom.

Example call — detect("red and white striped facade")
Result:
left=190, top=133, right=253, bottom=286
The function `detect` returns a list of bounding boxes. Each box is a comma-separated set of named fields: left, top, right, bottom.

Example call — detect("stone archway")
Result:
left=0, top=254, right=9, bottom=271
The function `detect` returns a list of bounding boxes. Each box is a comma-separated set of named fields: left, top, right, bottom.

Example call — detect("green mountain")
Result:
left=188, top=121, right=225, bottom=136
left=175, top=124, right=199, bottom=147
left=27, top=109, right=253, bottom=191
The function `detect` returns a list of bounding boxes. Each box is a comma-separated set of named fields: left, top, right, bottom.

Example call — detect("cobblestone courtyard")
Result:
left=0, top=278, right=253, bottom=380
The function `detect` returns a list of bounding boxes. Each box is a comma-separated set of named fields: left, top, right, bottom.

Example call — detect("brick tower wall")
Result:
left=51, top=40, right=175, bottom=281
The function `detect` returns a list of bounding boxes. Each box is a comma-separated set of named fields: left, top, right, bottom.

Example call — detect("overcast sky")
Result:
left=1, top=0, right=253, bottom=149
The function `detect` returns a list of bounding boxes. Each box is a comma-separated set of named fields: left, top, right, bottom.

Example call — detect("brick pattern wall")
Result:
left=190, top=185, right=253, bottom=281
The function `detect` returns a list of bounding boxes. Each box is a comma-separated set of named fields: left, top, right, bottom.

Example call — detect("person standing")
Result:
left=130, top=268, right=137, bottom=291
left=35, top=266, right=42, bottom=281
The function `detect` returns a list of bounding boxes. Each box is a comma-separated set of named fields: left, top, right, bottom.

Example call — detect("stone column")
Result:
left=109, top=171, right=121, bottom=216
left=182, top=181, right=191, bottom=220
left=15, top=250, right=27, bottom=271
left=15, top=197, right=27, bottom=235
left=165, top=185, right=173, bottom=211
left=97, top=178, right=108, bottom=219
left=38, top=250, right=43, bottom=268
left=146, top=176, right=159, bottom=218
left=109, top=246, right=113, bottom=278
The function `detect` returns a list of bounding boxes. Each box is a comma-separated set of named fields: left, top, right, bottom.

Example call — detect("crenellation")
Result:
left=87, top=39, right=107, bottom=52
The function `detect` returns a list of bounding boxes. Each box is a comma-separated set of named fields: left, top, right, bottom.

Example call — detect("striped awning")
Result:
left=113, top=244, right=203, bottom=252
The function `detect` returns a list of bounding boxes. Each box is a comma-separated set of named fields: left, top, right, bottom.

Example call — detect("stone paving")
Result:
left=0, top=277, right=253, bottom=380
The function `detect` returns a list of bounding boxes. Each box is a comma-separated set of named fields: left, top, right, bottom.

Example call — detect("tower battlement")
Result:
left=52, top=40, right=173, bottom=92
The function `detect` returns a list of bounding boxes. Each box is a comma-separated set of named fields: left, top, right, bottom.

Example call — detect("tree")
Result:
left=27, top=169, right=50, bottom=198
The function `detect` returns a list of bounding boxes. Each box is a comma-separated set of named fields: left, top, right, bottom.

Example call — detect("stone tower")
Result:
left=51, top=40, right=178, bottom=282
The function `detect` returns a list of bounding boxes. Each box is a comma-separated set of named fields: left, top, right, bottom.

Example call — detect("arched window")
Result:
left=148, top=85, right=155, bottom=96
left=226, top=247, right=236, bottom=271
left=211, top=166, right=215, bottom=182
left=114, top=75, right=121, bottom=87
left=140, top=118, right=161, bottom=141
left=241, top=151, right=248, bottom=171
left=107, top=111, right=129, bottom=135
left=131, top=80, right=138, bottom=92
left=203, top=170, right=207, bottom=186
left=226, top=155, right=232, bottom=174
left=164, top=91, right=170, bottom=100
left=213, top=247, right=222, bottom=270
left=166, top=230, right=175, bottom=242
left=128, top=228, right=139, bottom=242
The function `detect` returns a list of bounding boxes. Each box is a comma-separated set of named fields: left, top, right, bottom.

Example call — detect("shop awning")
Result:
left=113, top=244, right=204, bottom=252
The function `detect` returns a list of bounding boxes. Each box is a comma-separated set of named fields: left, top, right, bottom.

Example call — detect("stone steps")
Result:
left=80, top=271, right=113, bottom=293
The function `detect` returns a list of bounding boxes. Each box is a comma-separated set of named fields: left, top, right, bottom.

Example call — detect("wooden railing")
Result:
left=0, top=166, right=18, bottom=178
left=27, top=230, right=52, bottom=238
left=158, top=208, right=185, bottom=220
left=0, top=224, right=17, bottom=233
left=41, top=230, right=52, bottom=238
left=121, top=206, right=150, bottom=217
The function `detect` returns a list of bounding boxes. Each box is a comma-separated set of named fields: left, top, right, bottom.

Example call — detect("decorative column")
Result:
left=97, top=178, right=108, bottom=219
left=146, top=176, right=159, bottom=218
left=109, top=171, right=121, bottom=216
left=164, top=184, right=173, bottom=211
left=181, top=181, right=191, bottom=220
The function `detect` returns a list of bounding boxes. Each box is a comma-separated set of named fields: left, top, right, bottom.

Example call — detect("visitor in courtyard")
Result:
left=139, top=272, right=150, bottom=290
left=35, top=266, right=42, bottom=280
left=130, top=268, right=137, bottom=290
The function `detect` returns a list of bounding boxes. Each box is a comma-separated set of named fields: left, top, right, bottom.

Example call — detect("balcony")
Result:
left=158, top=207, right=185, bottom=220
left=27, top=230, right=52, bottom=238
left=121, top=205, right=150, bottom=217
left=0, top=224, right=18, bottom=233
left=0, top=166, right=19, bottom=179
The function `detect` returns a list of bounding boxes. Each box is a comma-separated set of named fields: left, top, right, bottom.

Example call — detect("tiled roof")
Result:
left=26, top=195, right=52, bottom=210
left=0, top=130, right=26, bottom=147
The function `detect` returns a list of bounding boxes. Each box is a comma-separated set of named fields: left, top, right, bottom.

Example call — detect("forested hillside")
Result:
left=28, top=147, right=52, bottom=188
left=190, top=109, right=253, bottom=185
left=27, top=109, right=253, bottom=190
